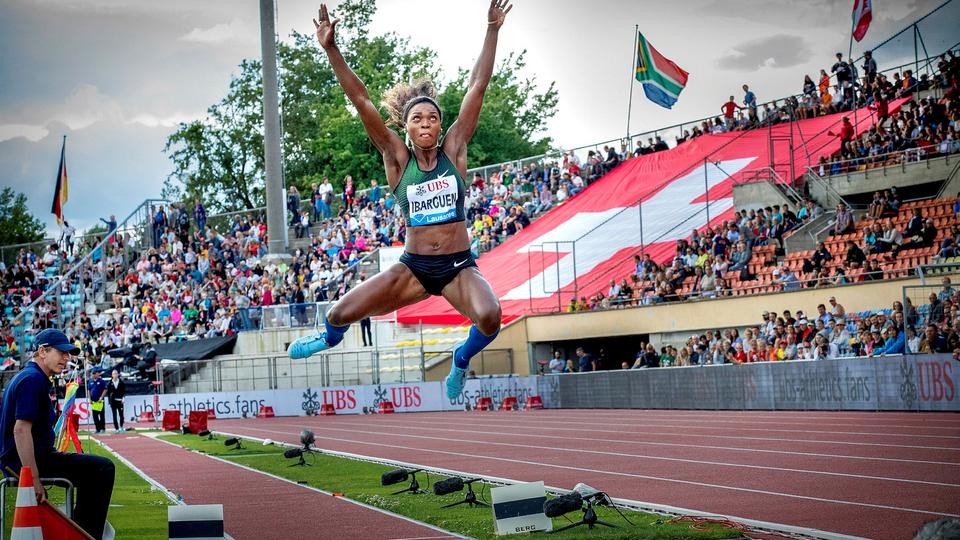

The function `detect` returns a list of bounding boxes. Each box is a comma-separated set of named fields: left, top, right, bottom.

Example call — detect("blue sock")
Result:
left=454, top=325, right=499, bottom=369
left=324, top=318, right=349, bottom=347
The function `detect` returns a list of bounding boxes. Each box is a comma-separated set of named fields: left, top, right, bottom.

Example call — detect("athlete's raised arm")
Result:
left=443, top=0, right=513, bottom=168
left=314, top=4, right=406, bottom=168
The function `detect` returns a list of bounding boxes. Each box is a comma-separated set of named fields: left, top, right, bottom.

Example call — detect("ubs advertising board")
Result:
left=67, top=376, right=541, bottom=423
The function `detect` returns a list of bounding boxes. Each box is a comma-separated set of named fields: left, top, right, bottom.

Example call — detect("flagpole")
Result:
left=625, top=24, right=639, bottom=150
left=61, top=134, right=66, bottom=224
left=847, top=7, right=855, bottom=63
left=848, top=3, right=858, bottom=138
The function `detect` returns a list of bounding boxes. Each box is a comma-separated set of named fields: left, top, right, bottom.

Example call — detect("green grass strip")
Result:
left=161, top=433, right=742, bottom=540
left=3, top=439, right=171, bottom=540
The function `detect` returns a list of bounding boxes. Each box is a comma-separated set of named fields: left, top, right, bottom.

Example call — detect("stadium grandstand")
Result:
left=1, top=30, right=958, bottom=387
left=2, top=3, right=959, bottom=539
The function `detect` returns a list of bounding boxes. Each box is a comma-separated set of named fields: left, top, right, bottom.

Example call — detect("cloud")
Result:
left=128, top=113, right=198, bottom=128
left=50, top=84, right=125, bottom=130
left=179, top=18, right=255, bottom=44
left=0, top=124, right=49, bottom=143
left=0, top=84, right=126, bottom=137
left=717, top=35, right=812, bottom=71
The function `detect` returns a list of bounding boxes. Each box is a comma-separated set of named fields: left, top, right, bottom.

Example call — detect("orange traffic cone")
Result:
left=11, top=466, right=43, bottom=540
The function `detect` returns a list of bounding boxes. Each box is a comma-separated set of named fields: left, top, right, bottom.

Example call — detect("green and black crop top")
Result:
left=393, top=147, right=466, bottom=227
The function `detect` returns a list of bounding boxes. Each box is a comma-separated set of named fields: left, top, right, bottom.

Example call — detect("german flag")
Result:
left=51, top=135, right=68, bottom=224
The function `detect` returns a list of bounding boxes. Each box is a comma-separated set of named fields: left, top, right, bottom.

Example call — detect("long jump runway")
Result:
left=210, top=409, right=960, bottom=540
left=99, top=433, right=458, bottom=540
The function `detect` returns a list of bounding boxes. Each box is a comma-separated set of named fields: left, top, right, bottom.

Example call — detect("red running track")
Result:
left=211, top=409, right=960, bottom=540
left=99, top=434, right=458, bottom=540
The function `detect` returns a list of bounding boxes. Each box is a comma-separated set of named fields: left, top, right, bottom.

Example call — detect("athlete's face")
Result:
left=406, top=103, right=442, bottom=147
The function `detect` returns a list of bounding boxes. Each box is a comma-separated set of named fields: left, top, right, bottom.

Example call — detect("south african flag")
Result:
left=635, top=33, right=689, bottom=109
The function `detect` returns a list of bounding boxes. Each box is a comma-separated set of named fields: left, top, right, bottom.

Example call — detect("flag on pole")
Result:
left=634, top=32, right=689, bottom=109
left=51, top=136, right=69, bottom=224
left=852, top=0, right=872, bottom=42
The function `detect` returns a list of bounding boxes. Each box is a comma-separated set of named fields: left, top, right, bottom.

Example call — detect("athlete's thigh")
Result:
left=440, top=267, right=500, bottom=323
left=329, top=263, right=429, bottom=323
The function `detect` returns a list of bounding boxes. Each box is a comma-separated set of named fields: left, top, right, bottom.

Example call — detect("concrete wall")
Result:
left=732, top=180, right=795, bottom=210
left=809, top=154, right=956, bottom=200
left=783, top=211, right=835, bottom=254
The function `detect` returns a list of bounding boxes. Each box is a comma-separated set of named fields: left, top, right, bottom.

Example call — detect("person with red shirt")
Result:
left=828, top=116, right=854, bottom=143
left=871, top=91, right=889, bottom=123
left=721, top=95, right=741, bottom=130
left=732, top=342, right=748, bottom=363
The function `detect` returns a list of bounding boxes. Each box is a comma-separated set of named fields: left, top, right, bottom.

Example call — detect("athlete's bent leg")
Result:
left=288, top=264, right=429, bottom=359
left=441, top=268, right=502, bottom=398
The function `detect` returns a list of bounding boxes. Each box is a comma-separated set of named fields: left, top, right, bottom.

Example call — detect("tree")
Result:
left=163, top=0, right=558, bottom=212
left=163, top=59, right=265, bottom=212
left=0, top=187, right=46, bottom=248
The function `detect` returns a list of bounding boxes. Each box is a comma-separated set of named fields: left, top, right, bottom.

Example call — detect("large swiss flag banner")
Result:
left=396, top=101, right=903, bottom=324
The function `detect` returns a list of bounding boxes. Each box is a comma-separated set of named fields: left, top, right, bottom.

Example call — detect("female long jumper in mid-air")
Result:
left=288, top=1, right=512, bottom=399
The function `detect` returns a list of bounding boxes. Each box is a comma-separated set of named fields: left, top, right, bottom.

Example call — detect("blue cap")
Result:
left=34, top=329, right=81, bottom=355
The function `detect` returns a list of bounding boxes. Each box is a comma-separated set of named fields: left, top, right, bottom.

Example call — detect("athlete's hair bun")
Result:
left=382, top=78, right=440, bottom=127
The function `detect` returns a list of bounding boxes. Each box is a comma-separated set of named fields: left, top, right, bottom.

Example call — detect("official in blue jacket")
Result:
left=87, top=367, right=109, bottom=434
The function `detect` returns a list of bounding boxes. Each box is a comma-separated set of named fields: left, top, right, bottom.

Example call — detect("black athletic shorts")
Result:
left=399, top=249, right=477, bottom=296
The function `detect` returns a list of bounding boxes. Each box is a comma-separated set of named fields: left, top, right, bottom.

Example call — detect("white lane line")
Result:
left=94, top=437, right=182, bottom=504
left=304, top=418, right=960, bottom=467
left=224, top=425, right=960, bottom=519
left=524, top=411, right=960, bottom=431
left=439, top=415, right=960, bottom=439
left=215, top=429, right=869, bottom=540
left=531, top=408, right=958, bottom=418
left=383, top=409, right=960, bottom=428
left=358, top=416, right=960, bottom=451
left=151, top=436, right=464, bottom=540
left=261, top=422, right=960, bottom=488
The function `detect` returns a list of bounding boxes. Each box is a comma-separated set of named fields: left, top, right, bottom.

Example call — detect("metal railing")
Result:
left=810, top=144, right=957, bottom=178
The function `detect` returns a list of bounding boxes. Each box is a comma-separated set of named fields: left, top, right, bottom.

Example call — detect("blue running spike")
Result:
left=288, top=332, right=332, bottom=359
left=446, top=343, right=468, bottom=399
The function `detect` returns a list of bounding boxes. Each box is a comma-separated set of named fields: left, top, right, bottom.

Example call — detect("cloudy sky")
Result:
left=1, top=0, right=956, bottom=236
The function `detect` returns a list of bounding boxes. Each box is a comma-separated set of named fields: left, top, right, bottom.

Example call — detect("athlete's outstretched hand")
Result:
left=488, top=0, right=513, bottom=30
left=313, top=4, right=339, bottom=50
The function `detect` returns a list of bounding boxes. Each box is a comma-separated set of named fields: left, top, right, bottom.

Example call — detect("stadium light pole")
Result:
left=260, top=0, right=292, bottom=262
